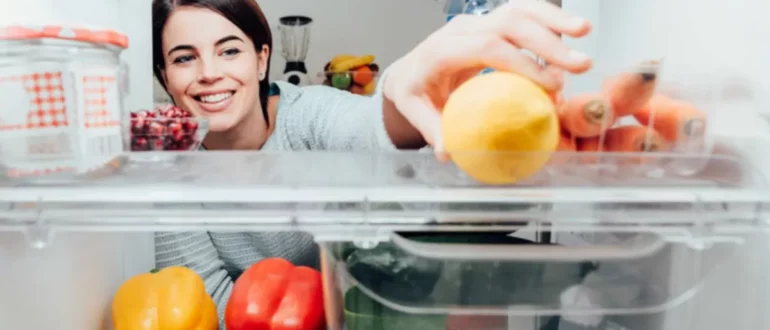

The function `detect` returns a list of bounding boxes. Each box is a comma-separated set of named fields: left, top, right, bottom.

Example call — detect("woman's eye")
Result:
left=222, top=48, right=241, bottom=56
left=173, top=55, right=195, bottom=64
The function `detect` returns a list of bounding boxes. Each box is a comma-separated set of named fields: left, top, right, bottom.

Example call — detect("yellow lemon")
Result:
left=441, top=72, right=560, bottom=185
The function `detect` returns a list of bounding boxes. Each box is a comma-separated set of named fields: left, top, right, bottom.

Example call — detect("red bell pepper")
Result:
left=225, top=257, right=326, bottom=330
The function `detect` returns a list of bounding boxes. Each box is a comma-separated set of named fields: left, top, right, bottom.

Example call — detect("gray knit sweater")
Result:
left=154, top=77, right=398, bottom=328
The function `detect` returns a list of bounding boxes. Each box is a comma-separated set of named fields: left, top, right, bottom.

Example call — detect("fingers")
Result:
left=396, top=95, right=451, bottom=162
left=396, top=94, right=444, bottom=151
left=544, top=66, right=566, bottom=87
left=469, top=38, right=562, bottom=91
left=500, top=18, right=592, bottom=74
left=495, top=0, right=592, bottom=38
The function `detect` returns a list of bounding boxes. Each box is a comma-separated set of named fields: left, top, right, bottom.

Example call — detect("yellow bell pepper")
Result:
left=112, top=266, right=218, bottom=330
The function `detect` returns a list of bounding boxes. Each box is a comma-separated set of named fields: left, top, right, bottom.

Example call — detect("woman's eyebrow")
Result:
left=166, top=36, right=244, bottom=56
left=167, top=44, right=194, bottom=56
left=215, top=35, right=244, bottom=46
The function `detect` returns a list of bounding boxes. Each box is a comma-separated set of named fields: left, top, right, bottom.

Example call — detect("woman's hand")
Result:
left=383, top=0, right=593, bottom=156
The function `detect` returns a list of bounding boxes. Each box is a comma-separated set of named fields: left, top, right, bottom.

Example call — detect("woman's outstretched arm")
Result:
left=272, top=66, right=424, bottom=152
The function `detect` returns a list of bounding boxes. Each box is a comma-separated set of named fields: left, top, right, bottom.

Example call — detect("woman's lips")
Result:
left=193, top=91, right=235, bottom=113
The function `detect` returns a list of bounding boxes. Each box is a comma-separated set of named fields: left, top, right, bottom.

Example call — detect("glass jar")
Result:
left=0, top=26, right=130, bottom=181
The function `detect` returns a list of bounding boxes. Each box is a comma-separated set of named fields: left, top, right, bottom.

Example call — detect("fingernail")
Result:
left=436, top=151, right=450, bottom=163
left=568, top=50, right=590, bottom=62
left=571, top=17, right=588, bottom=29
left=433, top=130, right=444, bottom=148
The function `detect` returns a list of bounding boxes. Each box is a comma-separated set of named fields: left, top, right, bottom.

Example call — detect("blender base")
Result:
left=282, top=61, right=311, bottom=86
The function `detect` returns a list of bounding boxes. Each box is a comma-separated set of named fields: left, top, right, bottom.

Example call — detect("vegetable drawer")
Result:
left=319, top=224, right=744, bottom=330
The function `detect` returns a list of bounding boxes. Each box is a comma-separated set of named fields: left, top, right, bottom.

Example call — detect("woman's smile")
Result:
left=192, top=89, right=237, bottom=113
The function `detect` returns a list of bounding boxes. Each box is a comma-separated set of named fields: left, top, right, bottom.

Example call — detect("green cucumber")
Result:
left=343, top=233, right=592, bottom=307
left=344, top=287, right=446, bottom=330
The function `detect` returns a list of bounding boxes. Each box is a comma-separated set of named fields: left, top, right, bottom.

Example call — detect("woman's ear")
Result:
left=258, top=44, right=270, bottom=80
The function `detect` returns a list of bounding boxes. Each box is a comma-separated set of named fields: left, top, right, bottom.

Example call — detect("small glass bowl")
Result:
left=128, top=108, right=209, bottom=152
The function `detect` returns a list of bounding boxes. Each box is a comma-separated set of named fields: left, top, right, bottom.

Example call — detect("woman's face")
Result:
left=161, top=6, right=269, bottom=132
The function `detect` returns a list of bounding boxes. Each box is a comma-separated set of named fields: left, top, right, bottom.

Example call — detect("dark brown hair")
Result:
left=152, top=0, right=273, bottom=124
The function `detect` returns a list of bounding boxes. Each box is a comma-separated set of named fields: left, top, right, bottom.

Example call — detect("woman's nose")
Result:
left=197, top=59, right=223, bottom=83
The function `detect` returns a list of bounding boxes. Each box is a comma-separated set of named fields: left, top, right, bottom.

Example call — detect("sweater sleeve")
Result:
left=273, top=67, right=398, bottom=152
left=154, top=232, right=232, bottom=330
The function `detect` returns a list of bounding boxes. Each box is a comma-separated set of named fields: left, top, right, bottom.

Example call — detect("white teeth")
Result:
left=199, top=92, right=233, bottom=103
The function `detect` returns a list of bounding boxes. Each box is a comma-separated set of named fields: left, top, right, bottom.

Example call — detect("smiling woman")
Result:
left=150, top=0, right=421, bottom=327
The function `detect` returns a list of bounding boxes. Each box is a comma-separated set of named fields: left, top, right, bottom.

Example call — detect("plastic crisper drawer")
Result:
left=320, top=226, right=742, bottom=330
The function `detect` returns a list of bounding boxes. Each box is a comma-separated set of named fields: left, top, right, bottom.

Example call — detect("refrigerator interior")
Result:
left=1, top=0, right=769, bottom=329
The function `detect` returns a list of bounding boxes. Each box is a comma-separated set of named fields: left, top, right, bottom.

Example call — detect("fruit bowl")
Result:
left=320, top=66, right=380, bottom=96
left=128, top=105, right=209, bottom=152
left=320, top=54, right=381, bottom=96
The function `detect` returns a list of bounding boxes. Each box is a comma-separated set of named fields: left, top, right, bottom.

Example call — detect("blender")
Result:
left=278, top=15, right=313, bottom=86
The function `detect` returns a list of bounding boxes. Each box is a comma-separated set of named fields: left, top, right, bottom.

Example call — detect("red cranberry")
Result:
left=184, top=119, right=198, bottom=131
left=131, top=111, right=149, bottom=131
left=163, top=136, right=177, bottom=150
left=130, top=122, right=143, bottom=134
left=180, top=135, right=195, bottom=150
left=131, top=137, right=148, bottom=151
left=151, top=137, right=165, bottom=150
left=149, top=122, right=165, bottom=136
left=168, top=122, right=184, bottom=140
left=168, top=122, right=182, bottom=134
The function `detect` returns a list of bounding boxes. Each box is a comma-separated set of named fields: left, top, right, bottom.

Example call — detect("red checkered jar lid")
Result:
left=0, top=25, right=129, bottom=49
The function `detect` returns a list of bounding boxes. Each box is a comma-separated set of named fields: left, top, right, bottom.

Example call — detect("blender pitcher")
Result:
left=278, top=16, right=313, bottom=86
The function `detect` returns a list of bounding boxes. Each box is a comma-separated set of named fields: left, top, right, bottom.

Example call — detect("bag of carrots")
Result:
left=557, top=60, right=707, bottom=161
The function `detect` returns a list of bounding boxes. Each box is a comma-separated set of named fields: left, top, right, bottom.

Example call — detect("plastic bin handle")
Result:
left=389, top=233, right=667, bottom=261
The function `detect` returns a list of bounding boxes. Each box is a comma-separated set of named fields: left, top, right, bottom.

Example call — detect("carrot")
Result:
left=633, top=94, right=707, bottom=143
left=557, top=133, right=577, bottom=151
left=601, top=60, right=660, bottom=116
left=558, top=93, right=616, bottom=138
left=576, top=137, right=603, bottom=164
left=577, top=137, right=602, bottom=152
left=548, top=132, right=577, bottom=165
left=576, top=126, right=668, bottom=165
left=550, top=91, right=565, bottom=107
left=603, top=125, right=669, bottom=153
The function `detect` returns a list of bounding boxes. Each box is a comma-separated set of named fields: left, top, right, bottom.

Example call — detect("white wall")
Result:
left=259, top=0, right=445, bottom=82
left=0, top=0, right=120, bottom=27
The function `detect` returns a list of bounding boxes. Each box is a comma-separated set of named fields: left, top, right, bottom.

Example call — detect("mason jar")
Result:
left=0, top=25, right=129, bottom=181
